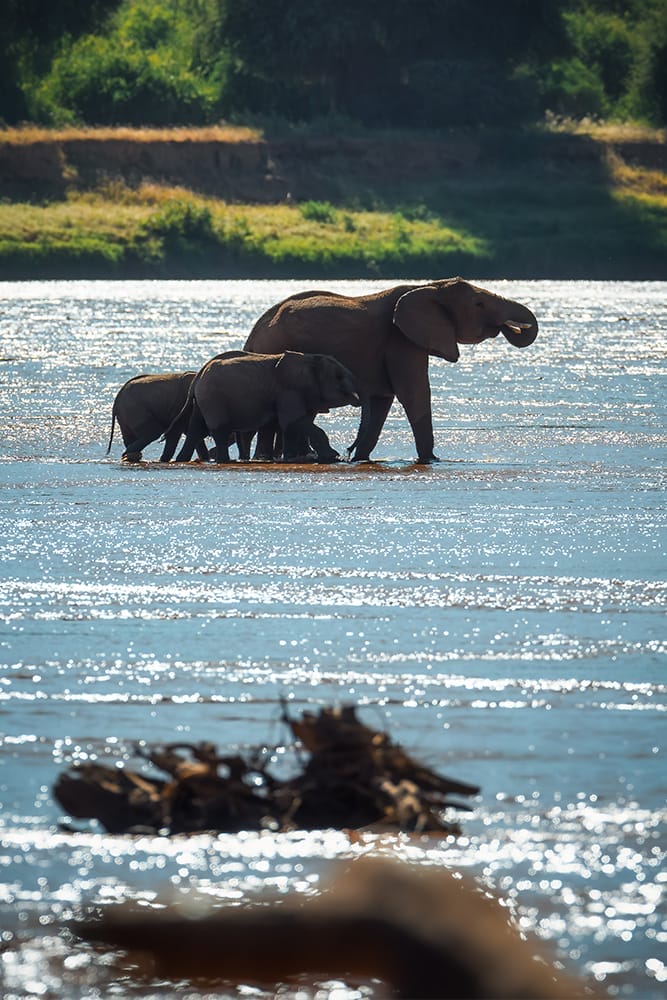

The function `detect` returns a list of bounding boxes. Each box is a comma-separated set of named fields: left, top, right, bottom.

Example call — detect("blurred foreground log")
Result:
left=54, top=704, right=478, bottom=835
left=79, top=857, right=589, bottom=998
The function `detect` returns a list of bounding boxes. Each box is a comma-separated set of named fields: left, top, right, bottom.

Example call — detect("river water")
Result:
left=0, top=279, right=665, bottom=998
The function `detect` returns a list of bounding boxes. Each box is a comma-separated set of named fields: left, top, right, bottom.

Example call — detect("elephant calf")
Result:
left=172, top=351, right=360, bottom=463
left=107, top=372, right=211, bottom=463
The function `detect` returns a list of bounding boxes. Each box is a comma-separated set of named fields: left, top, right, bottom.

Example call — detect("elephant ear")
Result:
left=393, top=285, right=460, bottom=363
left=274, top=352, right=320, bottom=410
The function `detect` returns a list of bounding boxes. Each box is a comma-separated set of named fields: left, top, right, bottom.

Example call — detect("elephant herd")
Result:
left=107, top=278, right=539, bottom=465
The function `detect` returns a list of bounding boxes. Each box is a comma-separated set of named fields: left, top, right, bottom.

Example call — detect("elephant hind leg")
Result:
left=174, top=404, right=208, bottom=463
left=159, top=414, right=190, bottom=463
left=160, top=428, right=185, bottom=463
left=350, top=396, right=393, bottom=461
left=121, top=420, right=164, bottom=461
left=210, top=426, right=233, bottom=463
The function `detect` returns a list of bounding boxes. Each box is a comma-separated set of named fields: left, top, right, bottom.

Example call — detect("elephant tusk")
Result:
left=504, top=321, right=533, bottom=333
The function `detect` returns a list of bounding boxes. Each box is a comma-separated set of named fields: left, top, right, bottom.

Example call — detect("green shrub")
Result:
left=143, top=198, right=215, bottom=242
left=564, top=8, right=635, bottom=105
left=541, top=58, right=608, bottom=119
left=30, top=36, right=215, bottom=125
left=622, top=4, right=667, bottom=124
left=298, top=201, right=338, bottom=224
left=25, top=0, right=219, bottom=126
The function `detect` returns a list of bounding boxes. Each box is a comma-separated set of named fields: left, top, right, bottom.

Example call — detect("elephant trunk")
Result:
left=500, top=303, right=539, bottom=348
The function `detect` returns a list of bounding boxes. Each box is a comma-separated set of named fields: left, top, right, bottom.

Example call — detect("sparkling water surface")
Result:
left=0, top=279, right=665, bottom=997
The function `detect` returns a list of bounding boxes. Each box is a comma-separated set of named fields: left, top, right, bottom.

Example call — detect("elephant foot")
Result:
left=315, top=449, right=341, bottom=463
left=416, top=453, right=440, bottom=465
left=281, top=453, right=317, bottom=464
left=121, top=451, right=143, bottom=463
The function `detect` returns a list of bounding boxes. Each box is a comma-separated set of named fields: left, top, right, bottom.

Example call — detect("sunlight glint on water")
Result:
left=0, top=279, right=665, bottom=997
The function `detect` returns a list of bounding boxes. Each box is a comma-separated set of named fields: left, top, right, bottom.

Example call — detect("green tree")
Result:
left=27, top=0, right=218, bottom=126
left=542, top=0, right=667, bottom=124
left=623, top=0, right=667, bottom=123
left=0, top=0, right=122, bottom=123
left=189, top=0, right=568, bottom=127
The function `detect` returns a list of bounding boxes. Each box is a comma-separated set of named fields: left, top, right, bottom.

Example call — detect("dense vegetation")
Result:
left=2, top=0, right=666, bottom=129
left=1, top=2, right=665, bottom=280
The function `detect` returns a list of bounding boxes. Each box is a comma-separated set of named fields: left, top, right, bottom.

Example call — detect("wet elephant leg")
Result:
left=159, top=415, right=194, bottom=462
left=308, top=423, right=340, bottom=462
left=282, top=416, right=317, bottom=462
left=210, top=425, right=233, bottom=463
left=120, top=419, right=163, bottom=461
left=392, top=384, right=437, bottom=463
left=174, top=405, right=208, bottom=462
left=253, top=425, right=277, bottom=461
left=351, top=396, right=394, bottom=461
left=409, top=414, right=437, bottom=464
left=386, top=344, right=437, bottom=463
left=159, top=429, right=182, bottom=462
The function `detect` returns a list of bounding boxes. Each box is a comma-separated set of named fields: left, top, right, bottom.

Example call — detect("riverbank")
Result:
left=1, top=123, right=665, bottom=279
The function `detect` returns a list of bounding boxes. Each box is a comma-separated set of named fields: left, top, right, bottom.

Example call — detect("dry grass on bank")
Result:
left=0, top=124, right=262, bottom=145
left=3, top=118, right=664, bottom=148
left=544, top=114, right=666, bottom=145
left=608, top=154, right=667, bottom=206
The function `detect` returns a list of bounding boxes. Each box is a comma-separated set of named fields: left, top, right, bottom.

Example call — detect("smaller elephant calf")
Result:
left=107, top=371, right=211, bottom=463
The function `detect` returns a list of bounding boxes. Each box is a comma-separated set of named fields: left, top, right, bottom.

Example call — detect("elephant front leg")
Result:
left=160, top=425, right=195, bottom=463
left=409, top=414, right=437, bottom=464
left=388, top=352, right=438, bottom=463
left=308, top=422, right=340, bottom=462
left=253, top=424, right=278, bottom=462
left=281, top=415, right=317, bottom=462
left=397, top=390, right=437, bottom=462
left=350, top=396, right=394, bottom=461
left=194, top=440, right=212, bottom=462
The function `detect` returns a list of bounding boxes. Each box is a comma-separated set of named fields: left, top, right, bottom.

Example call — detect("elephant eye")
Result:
left=475, top=300, right=485, bottom=308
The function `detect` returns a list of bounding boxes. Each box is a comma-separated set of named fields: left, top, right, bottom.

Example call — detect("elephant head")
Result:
left=392, top=278, right=538, bottom=363
left=274, top=351, right=361, bottom=412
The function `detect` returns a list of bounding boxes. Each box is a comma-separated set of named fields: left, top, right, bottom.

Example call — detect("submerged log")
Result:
left=54, top=704, right=479, bottom=835
left=79, top=857, right=588, bottom=998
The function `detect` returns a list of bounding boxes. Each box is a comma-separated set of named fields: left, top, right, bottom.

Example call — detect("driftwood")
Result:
left=79, top=857, right=589, bottom=998
left=54, top=704, right=478, bottom=835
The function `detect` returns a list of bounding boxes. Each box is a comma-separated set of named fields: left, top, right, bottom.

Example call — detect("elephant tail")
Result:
left=161, top=370, right=199, bottom=442
left=106, top=404, right=117, bottom=455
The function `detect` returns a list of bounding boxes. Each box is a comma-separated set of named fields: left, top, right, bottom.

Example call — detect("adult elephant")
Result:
left=244, top=278, right=539, bottom=463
